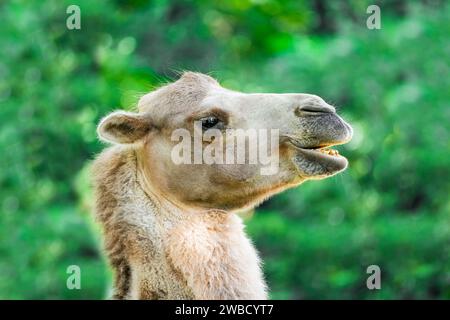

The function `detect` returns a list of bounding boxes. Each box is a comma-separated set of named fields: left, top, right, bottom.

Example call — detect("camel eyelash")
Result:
left=191, top=108, right=230, bottom=125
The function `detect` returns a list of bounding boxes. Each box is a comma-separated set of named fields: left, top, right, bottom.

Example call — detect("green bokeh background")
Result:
left=0, top=0, right=448, bottom=299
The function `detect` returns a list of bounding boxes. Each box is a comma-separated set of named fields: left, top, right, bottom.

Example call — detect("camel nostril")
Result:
left=303, top=107, right=330, bottom=113
left=295, top=105, right=334, bottom=117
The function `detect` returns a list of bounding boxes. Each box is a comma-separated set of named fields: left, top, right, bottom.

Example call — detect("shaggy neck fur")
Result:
left=92, top=146, right=267, bottom=299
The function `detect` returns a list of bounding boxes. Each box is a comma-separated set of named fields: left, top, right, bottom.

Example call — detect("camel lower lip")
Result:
left=288, top=140, right=349, bottom=176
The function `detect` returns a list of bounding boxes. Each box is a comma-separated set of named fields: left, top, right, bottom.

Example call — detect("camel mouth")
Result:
left=287, top=138, right=342, bottom=155
left=286, top=137, right=350, bottom=178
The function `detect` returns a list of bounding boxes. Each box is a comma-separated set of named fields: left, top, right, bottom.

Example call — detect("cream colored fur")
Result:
left=92, top=146, right=266, bottom=299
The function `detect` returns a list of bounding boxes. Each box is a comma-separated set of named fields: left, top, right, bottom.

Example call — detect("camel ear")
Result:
left=97, top=111, right=151, bottom=144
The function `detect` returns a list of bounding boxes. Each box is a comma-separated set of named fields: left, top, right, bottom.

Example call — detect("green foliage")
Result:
left=248, top=212, right=449, bottom=299
left=0, top=0, right=448, bottom=299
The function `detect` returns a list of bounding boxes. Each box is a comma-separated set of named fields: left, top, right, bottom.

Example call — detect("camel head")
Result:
left=97, top=72, right=352, bottom=211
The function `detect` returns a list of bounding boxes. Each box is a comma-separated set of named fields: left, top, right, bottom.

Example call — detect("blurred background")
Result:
left=0, top=0, right=449, bottom=299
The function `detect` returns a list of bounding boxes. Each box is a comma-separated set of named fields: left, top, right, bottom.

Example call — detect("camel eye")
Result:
left=200, top=116, right=220, bottom=130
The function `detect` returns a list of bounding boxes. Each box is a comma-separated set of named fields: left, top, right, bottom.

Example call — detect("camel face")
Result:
left=98, top=72, right=352, bottom=211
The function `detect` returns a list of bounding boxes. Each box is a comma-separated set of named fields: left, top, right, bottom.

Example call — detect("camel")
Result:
left=92, top=72, right=353, bottom=299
